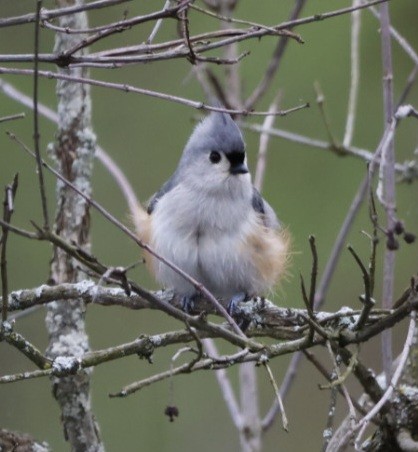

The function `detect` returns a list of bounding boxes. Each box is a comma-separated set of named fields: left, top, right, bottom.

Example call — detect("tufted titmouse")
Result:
left=135, top=111, right=289, bottom=312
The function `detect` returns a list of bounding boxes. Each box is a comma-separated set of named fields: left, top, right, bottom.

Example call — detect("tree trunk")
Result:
left=45, top=1, right=103, bottom=450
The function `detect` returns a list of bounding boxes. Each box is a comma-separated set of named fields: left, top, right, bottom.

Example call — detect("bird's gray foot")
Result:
left=227, top=293, right=251, bottom=330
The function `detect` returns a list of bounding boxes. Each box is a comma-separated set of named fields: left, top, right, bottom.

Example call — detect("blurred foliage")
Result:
left=0, top=1, right=417, bottom=451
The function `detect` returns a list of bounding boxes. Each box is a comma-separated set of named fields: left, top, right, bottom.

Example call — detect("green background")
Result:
left=1, top=1, right=417, bottom=450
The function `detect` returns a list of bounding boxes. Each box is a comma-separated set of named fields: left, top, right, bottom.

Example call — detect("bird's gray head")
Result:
left=177, top=112, right=250, bottom=192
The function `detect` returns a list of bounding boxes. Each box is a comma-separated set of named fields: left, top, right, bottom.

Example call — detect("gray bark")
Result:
left=45, top=1, right=103, bottom=451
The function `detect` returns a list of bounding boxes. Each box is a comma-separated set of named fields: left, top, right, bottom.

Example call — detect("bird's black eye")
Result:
left=209, top=151, right=221, bottom=164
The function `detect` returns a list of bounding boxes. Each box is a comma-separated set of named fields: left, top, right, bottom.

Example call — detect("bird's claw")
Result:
left=227, top=292, right=248, bottom=316
left=181, top=294, right=198, bottom=314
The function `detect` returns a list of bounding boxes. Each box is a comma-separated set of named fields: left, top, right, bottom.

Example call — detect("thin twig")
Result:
left=203, top=339, right=243, bottom=429
left=308, top=236, right=318, bottom=310
left=1, top=175, right=18, bottom=323
left=322, top=386, right=338, bottom=452
left=0, top=218, right=39, bottom=240
left=109, top=346, right=291, bottom=398
left=378, top=0, right=395, bottom=385
left=179, top=2, right=196, bottom=64
left=397, top=66, right=418, bottom=110
left=0, top=0, right=132, bottom=28
left=325, top=342, right=357, bottom=424
left=0, top=113, right=25, bottom=124
left=241, top=122, right=415, bottom=178
left=303, top=350, right=368, bottom=418
left=146, top=0, right=171, bottom=45
left=300, top=275, right=315, bottom=342
left=343, top=0, right=362, bottom=148
left=0, top=1, right=391, bottom=68
left=60, top=1, right=194, bottom=57
left=0, top=66, right=309, bottom=118
left=366, top=3, right=418, bottom=66
left=314, top=81, right=340, bottom=152
left=254, top=94, right=281, bottom=192
left=264, top=363, right=288, bottom=432
left=1, top=326, right=52, bottom=369
left=190, top=3, right=303, bottom=44
left=33, top=1, right=49, bottom=231
left=347, top=245, right=375, bottom=330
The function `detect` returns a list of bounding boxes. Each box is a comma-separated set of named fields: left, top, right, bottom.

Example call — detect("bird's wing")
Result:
left=147, top=175, right=179, bottom=214
left=251, top=187, right=281, bottom=229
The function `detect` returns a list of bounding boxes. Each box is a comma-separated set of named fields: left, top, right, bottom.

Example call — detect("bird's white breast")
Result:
left=149, top=179, right=265, bottom=299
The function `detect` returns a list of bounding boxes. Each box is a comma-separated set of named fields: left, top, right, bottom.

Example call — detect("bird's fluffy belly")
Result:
left=149, top=209, right=280, bottom=299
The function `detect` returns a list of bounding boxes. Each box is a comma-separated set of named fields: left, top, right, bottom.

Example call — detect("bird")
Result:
left=134, top=110, right=289, bottom=314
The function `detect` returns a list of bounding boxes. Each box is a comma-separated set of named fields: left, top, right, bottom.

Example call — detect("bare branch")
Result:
left=343, top=0, right=362, bottom=148
left=2, top=279, right=416, bottom=388
left=0, top=322, right=51, bottom=369
left=0, top=66, right=308, bottom=117
left=0, top=0, right=132, bottom=28
left=253, top=95, right=281, bottom=192
left=263, top=362, right=288, bottom=432
left=1, top=174, right=18, bottom=323
left=241, top=122, right=414, bottom=178
left=378, top=1, right=396, bottom=385
left=33, top=1, right=50, bottom=231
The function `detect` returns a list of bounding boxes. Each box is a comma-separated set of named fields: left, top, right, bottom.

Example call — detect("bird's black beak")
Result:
left=229, top=162, right=249, bottom=175
left=226, top=150, right=248, bottom=175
